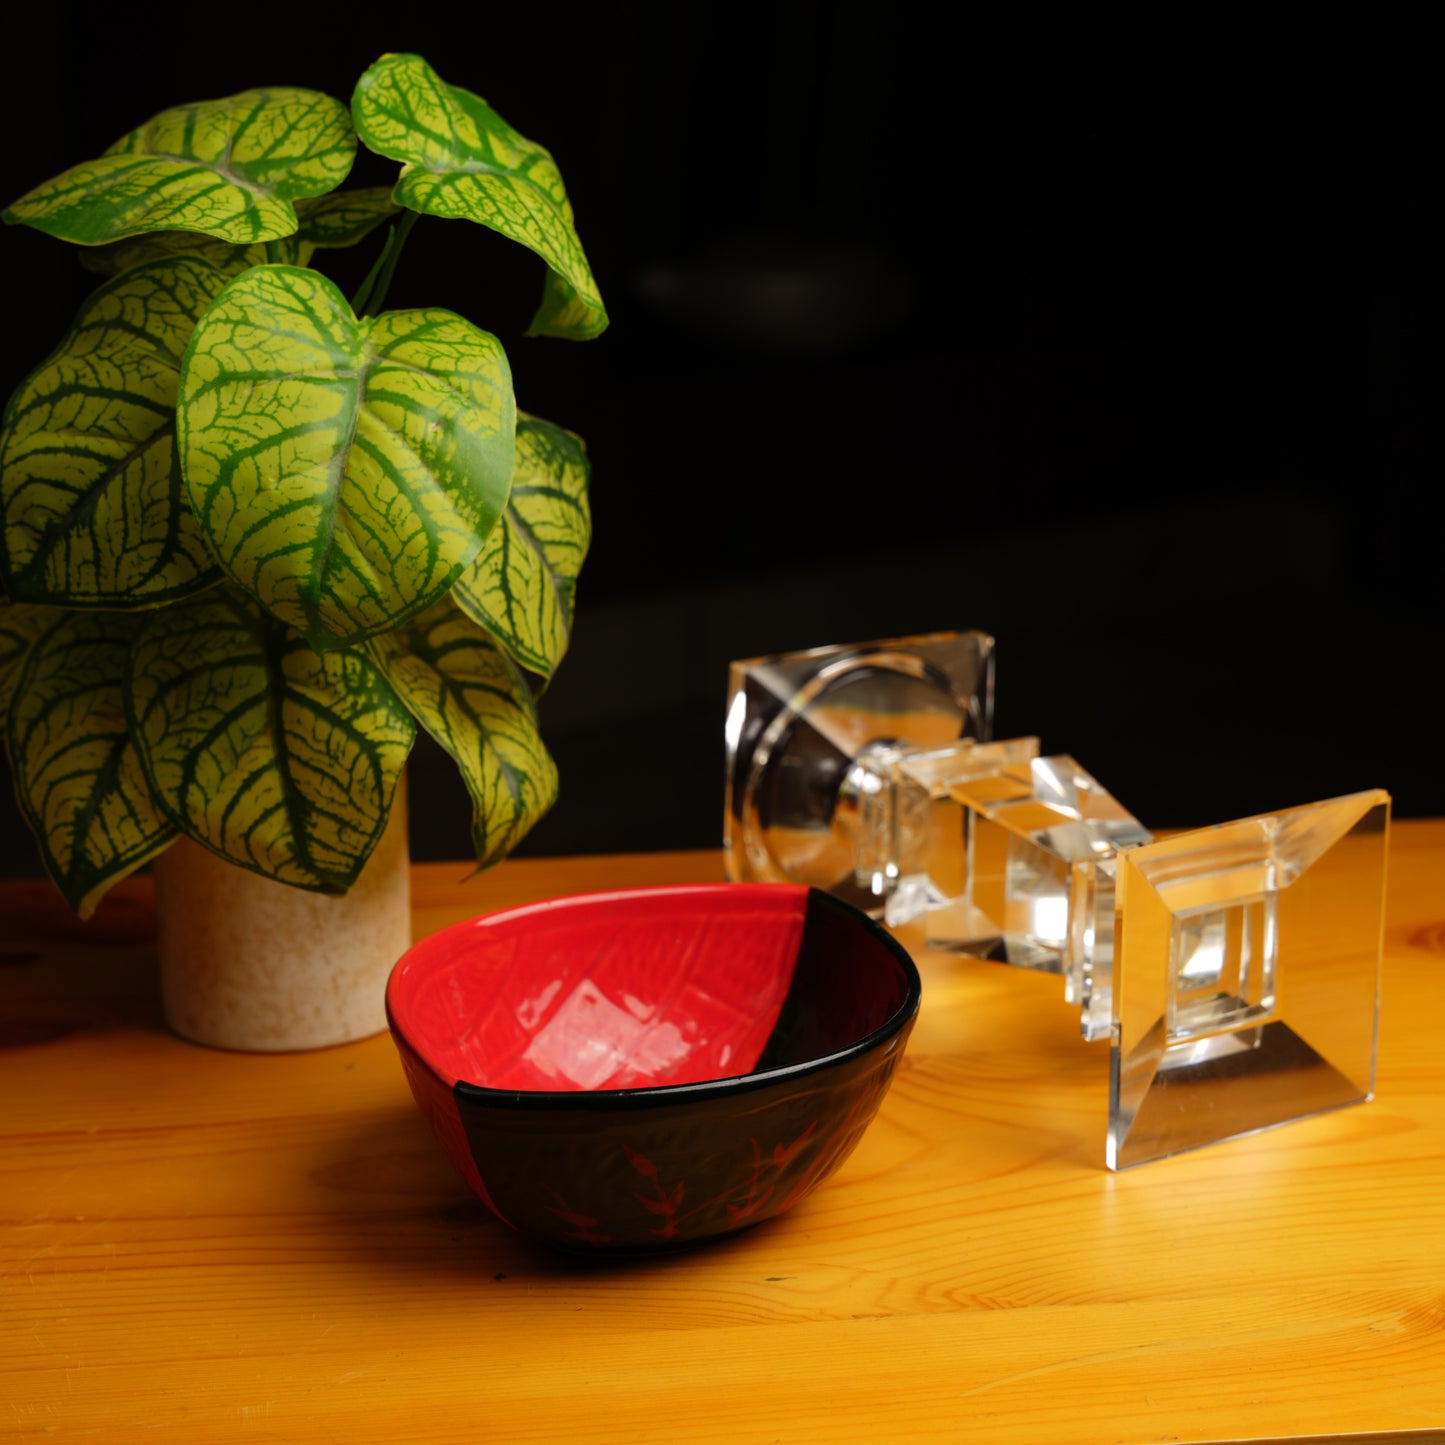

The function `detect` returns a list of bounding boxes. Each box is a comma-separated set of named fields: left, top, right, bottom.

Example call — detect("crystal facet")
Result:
left=848, top=737, right=1151, bottom=1038
left=723, top=631, right=993, bottom=913
left=1108, top=790, right=1390, bottom=1169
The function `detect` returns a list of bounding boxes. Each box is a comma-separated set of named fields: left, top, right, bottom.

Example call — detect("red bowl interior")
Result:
left=388, top=883, right=823, bottom=1093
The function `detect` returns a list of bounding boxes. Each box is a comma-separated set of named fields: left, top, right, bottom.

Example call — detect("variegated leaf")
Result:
left=128, top=587, right=414, bottom=892
left=177, top=264, right=515, bottom=651
left=294, top=186, right=401, bottom=248
left=4, top=88, right=355, bottom=247
left=351, top=53, right=607, bottom=341
left=452, top=413, right=590, bottom=680
left=0, top=599, right=63, bottom=716
left=6, top=610, right=176, bottom=916
left=77, top=229, right=310, bottom=280
left=74, top=188, right=389, bottom=280
left=0, top=256, right=230, bottom=606
left=526, top=269, right=610, bottom=343
left=370, top=595, right=556, bottom=868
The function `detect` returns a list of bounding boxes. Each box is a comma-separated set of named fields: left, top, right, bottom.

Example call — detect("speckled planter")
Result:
left=152, top=785, right=411, bottom=1052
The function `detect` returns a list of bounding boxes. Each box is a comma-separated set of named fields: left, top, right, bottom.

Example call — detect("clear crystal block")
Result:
left=723, top=631, right=993, bottom=914
left=847, top=737, right=1152, bottom=1039
left=1108, top=789, right=1390, bottom=1169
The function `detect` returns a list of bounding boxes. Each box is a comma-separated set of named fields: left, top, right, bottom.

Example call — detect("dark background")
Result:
left=0, top=5, right=1434, bottom=884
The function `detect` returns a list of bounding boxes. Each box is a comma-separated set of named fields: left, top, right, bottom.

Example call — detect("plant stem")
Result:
left=350, top=211, right=419, bottom=318
left=348, top=229, right=394, bottom=316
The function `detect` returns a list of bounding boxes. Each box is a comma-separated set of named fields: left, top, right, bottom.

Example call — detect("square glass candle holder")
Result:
left=721, top=636, right=1391, bottom=1167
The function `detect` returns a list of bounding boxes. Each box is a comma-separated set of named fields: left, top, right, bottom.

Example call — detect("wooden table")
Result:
left=3, top=825, right=1444, bottom=1444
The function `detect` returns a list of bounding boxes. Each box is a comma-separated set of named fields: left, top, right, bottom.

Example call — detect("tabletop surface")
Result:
left=3, top=824, right=1444, bottom=1444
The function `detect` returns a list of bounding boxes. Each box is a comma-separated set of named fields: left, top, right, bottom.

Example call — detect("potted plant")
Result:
left=0, top=52, right=605, bottom=1049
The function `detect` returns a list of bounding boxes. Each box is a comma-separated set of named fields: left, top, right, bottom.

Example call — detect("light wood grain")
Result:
left=3, top=826, right=1445, bottom=1444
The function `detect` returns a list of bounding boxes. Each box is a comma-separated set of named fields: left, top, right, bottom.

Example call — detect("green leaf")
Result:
left=370, top=594, right=556, bottom=868
left=451, top=413, right=591, bottom=681
left=128, top=587, right=414, bottom=893
left=6, top=610, right=176, bottom=917
left=0, top=599, right=63, bottom=717
left=74, top=189, right=388, bottom=278
left=0, top=256, right=230, bottom=606
left=176, top=263, right=515, bottom=651
left=4, top=88, right=356, bottom=247
left=525, top=267, right=611, bottom=343
left=351, top=53, right=607, bottom=341
left=294, top=186, right=401, bottom=248
left=77, top=229, right=310, bottom=280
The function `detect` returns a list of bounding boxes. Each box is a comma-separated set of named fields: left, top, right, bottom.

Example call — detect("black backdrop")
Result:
left=0, top=5, right=1434, bottom=881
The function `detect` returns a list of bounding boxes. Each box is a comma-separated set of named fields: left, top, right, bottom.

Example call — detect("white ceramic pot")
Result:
left=151, top=783, right=412, bottom=1052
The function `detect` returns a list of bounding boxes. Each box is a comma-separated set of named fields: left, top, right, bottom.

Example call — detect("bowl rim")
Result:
left=387, top=882, right=922, bottom=1112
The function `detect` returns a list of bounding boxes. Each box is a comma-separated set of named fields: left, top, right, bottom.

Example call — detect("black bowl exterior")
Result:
left=755, top=888, right=917, bottom=1069
left=454, top=1011, right=916, bottom=1251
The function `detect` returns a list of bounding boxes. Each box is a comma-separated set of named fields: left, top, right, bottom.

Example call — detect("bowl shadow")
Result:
left=314, top=1103, right=805, bottom=1282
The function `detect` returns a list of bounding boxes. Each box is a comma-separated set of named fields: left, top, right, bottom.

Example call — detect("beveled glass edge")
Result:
left=1106, top=789, right=1392, bottom=1170
left=722, top=630, right=996, bottom=884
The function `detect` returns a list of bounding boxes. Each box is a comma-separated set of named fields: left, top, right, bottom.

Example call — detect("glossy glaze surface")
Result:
left=389, top=883, right=809, bottom=1091
left=387, top=882, right=920, bottom=1250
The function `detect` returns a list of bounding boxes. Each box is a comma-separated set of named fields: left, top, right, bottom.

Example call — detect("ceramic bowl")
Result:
left=386, top=882, right=921, bottom=1253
